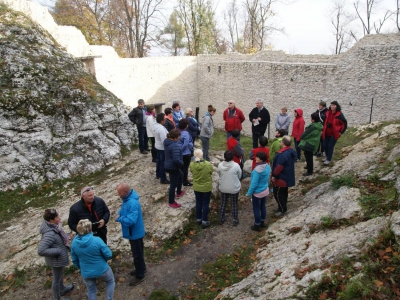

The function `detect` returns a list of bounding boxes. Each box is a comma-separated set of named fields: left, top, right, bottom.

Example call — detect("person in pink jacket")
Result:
left=291, top=108, right=305, bottom=162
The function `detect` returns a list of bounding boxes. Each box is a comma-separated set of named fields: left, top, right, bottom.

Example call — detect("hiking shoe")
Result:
left=60, top=284, right=74, bottom=296
left=275, top=211, right=286, bottom=217
left=251, top=225, right=262, bottom=232
left=183, top=182, right=193, bottom=186
left=130, top=269, right=147, bottom=276
left=260, top=221, right=266, bottom=228
left=160, top=180, right=170, bottom=184
left=233, top=220, right=239, bottom=226
left=176, top=190, right=186, bottom=198
left=202, top=221, right=211, bottom=229
left=303, top=172, right=313, bottom=176
left=168, top=202, right=181, bottom=208
left=129, top=276, right=145, bottom=286
left=324, top=160, right=331, bottom=165
left=140, top=151, right=148, bottom=154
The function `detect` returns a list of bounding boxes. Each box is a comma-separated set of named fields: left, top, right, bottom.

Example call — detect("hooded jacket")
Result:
left=189, top=160, right=213, bottom=192
left=249, top=147, right=270, bottom=170
left=38, top=220, right=69, bottom=268
left=272, top=146, right=297, bottom=187
left=70, top=233, right=112, bottom=279
left=291, top=108, right=305, bottom=142
left=322, top=109, right=347, bottom=141
left=178, top=130, right=194, bottom=156
left=223, top=107, right=245, bottom=132
left=153, top=122, right=168, bottom=150
left=68, top=196, right=110, bottom=244
left=164, top=138, right=184, bottom=171
left=200, top=112, right=214, bottom=138
left=299, top=122, right=323, bottom=153
left=247, top=163, right=270, bottom=196
left=269, top=137, right=283, bottom=163
left=218, top=160, right=242, bottom=194
left=227, top=136, right=244, bottom=165
left=116, top=189, right=145, bottom=240
left=275, top=113, right=291, bottom=131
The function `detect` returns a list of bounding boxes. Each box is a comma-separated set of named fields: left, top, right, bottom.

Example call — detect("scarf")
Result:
left=48, top=222, right=69, bottom=246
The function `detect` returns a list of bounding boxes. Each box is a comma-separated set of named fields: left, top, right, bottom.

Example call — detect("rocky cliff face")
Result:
left=0, top=5, right=136, bottom=190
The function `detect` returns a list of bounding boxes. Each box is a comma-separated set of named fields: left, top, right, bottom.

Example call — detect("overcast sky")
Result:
left=33, top=0, right=398, bottom=55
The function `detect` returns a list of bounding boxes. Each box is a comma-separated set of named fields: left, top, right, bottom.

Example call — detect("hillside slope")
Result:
left=0, top=4, right=135, bottom=190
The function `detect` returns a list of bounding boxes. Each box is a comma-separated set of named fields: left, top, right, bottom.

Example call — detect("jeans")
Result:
left=304, top=150, right=314, bottom=173
left=323, top=135, right=337, bottom=162
left=83, top=267, right=115, bottom=300
left=137, top=126, right=149, bottom=152
left=195, top=191, right=211, bottom=223
left=227, top=131, right=241, bottom=139
left=129, top=238, right=146, bottom=278
left=181, top=154, right=191, bottom=183
left=156, top=150, right=167, bottom=181
left=273, top=186, right=288, bottom=213
left=149, top=137, right=157, bottom=161
left=200, top=136, right=210, bottom=161
left=52, top=266, right=65, bottom=300
left=167, top=169, right=183, bottom=204
left=252, top=195, right=266, bottom=225
left=294, top=140, right=301, bottom=160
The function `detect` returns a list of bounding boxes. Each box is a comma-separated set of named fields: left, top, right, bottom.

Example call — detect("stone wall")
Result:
left=2, top=0, right=400, bottom=133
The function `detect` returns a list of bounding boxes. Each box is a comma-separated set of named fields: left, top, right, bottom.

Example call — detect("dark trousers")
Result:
left=304, top=150, right=314, bottom=173
left=317, top=136, right=325, bottom=153
left=138, top=126, right=149, bottom=152
left=252, top=132, right=265, bottom=149
left=294, top=140, right=301, bottom=160
left=219, top=192, right=239, bottom=224
left=156, top=150, right=167, bottom=182
left=194, top=191, right=211, bottom=223
left=129, top=238, right=146, bottom=279
left=252, top=195, right=266, bottom=225
left=323, top=135, right=337, bottom=162
left=149, top=137, right=157, bottom=161
left=273, top=186, right=288, bottom=213
left=181, top=154, right=191, bottom=183
left=167, top=169, right=183, bottom=204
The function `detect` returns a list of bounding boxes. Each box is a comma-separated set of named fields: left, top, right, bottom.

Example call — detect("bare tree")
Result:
left=329, top=0, right=354, bottom=54
left=396, top=0, right=400, bottom=31
left=353, top=0, right=392, bottom=35
left=224, top=0, right=242, bottom=52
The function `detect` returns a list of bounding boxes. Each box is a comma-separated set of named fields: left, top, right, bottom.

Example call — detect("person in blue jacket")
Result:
left=71, top=219, right=115, bottom=300
left=246, top=151, right=271, bottom=232
left=115, top=183, right=146, bottom=286
left=178, top=118, right=194, bottom=186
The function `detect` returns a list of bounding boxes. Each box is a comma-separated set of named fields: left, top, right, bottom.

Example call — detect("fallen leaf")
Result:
left=385, top=247, right=393, bottom=253
left=386, top=266, right=395, bottom=272
left=115, top=255, right=120, bottom=260
left=274, top=269, right=282, bottom=276
left=383, top=255, right=391, bottom=260
left=377, top=250, right=386, bottom=257
left=319, top=292, right=328, bottom=299
left=264, top=253, right=270, bottom=258
left=118, top=277, right=125, bottom=282
left=375, top=280, right=383, bottom=287
left=189, top=230, right=196, bottom=235
left=6, top=274, right=14, bottom=281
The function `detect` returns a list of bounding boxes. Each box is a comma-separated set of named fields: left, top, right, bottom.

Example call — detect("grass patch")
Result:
left=181, top=238, right=264, bottom=300
left=209, top=129, right=253, bottom=155
left=305, top=226, right=400, bottom=299
left=149, top=288, right=179, bottom=300
left=331, top=174, right=356, bottom=190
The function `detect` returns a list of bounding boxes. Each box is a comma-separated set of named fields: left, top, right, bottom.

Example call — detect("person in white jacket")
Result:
left=218, top=150, right=242, bottom=226
left=153, top=113, right=170, bottom=184
left=146, top=105, right=157, bottom=162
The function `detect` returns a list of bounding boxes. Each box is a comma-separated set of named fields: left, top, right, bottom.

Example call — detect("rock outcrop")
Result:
left=0, top=6, right=136, bottom=190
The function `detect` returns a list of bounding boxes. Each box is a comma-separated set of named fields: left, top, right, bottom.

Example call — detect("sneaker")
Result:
left=275, top=211, right=286, bottom=217
left=324, top=160, right=331, bottom=165
left=176, top=190, right=186, bottom=198
left=129, top=276, right=145, bottom=286
left=60, top=284, right=74, bottom=296
left=140, top=151, right=148, bottom=154
left=168, top=202, right=181, bottom=208
left=321, top=158, right=327, bottom=162
left=183, top=182, right=193, bottom=186
left=303, top=172, right=313, bottom=176
left=160, top=180, right=170, bottom=184
left=202, top=221, right=211, bottom=229
left=130, top=269, right=147, bottom=276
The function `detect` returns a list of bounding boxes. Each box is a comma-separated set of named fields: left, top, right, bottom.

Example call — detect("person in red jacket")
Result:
left=249, top=136, right=270, bottom=170
left=291, top=108, right=305, bottom=162
left=223, top=100, right=245, bottom=139
left=227, top=129, right=245, bottom=168
left=321, top=101, right=347, bottom=165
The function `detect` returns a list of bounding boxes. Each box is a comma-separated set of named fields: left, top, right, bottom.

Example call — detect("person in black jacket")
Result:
left=128, top=99, right=149, bottom=154
left=314, top=101, right=328, bottom=157
left=249, top=99, right=270, bottom=149
left=68, top=187, right=110, bottom=244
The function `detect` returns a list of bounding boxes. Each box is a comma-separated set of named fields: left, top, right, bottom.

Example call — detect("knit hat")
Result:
left=77, top=219, right=92, bottom=235
left=194, top=149, right=203, bottom=162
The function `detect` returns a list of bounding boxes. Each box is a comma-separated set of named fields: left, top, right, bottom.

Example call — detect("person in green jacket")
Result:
left=270, top=129, right=286, bottom=163
left=189, top=149, right=214, bottom=229
left=299, top=113, right=323, bottom=176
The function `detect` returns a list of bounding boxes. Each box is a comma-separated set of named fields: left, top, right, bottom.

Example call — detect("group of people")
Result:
left=38, top=183, right=146, bottom=300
